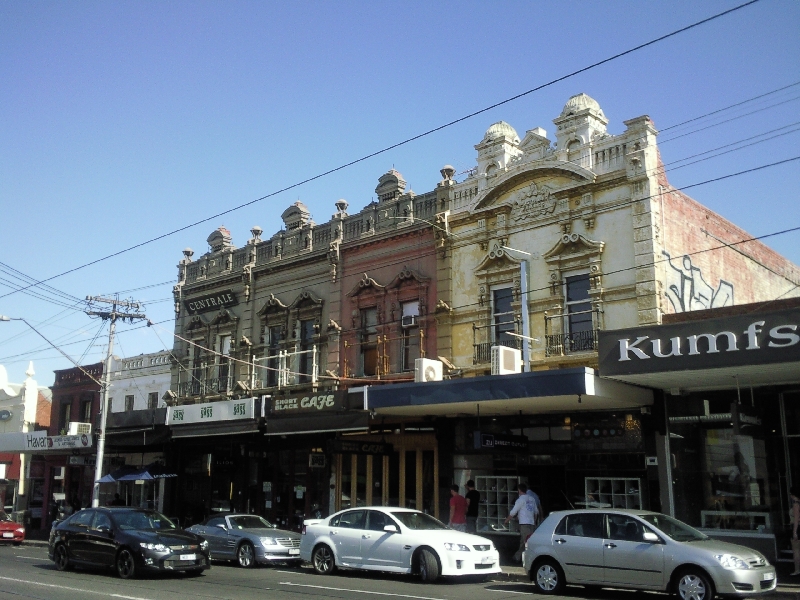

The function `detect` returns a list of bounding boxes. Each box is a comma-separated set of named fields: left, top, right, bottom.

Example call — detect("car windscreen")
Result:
left=639, top=513, right=708, bottom=542
left=0, top=510, right=10, bottom=522
left=229, top=515, right=273, bottom=529
left=113, top=510, right=177, bottom=531
left=390, top=512, right=448, bottom=530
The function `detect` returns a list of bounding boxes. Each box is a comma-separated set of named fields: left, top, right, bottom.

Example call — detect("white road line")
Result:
left=279, top=581, right=446, bottom=600
left=485, top=589, right=530, bottom=595
left=12, top=555, right=42, bottom=560
left=276, top=569, right=301, bottom=574
left=0, top=576, right=154, bottom=600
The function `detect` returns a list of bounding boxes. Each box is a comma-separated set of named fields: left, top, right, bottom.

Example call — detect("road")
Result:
left=0, top=544, right=793, bottom=600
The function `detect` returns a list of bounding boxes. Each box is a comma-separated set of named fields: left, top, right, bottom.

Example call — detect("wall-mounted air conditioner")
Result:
left=68, top=422, right=92, bottom=436
left=401, top=315, right=417, bottom=327
left=414, top=358, right=443, bottom=382
left=491, top=346, right=521, bottom=376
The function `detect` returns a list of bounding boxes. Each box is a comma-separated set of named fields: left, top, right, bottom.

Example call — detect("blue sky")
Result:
left=1, top=0, right=799, bottom=386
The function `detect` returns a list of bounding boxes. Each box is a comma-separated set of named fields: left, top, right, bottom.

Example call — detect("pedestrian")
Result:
left=465, top=480, right=480, bottom=534
left=449, top=484, right=467, bottom=532
left=109, top=493, right=125, bottom=506
left=526, top=486, right=542, bottom=527
left=504, top=483, right=537, bottom=562
left=791, top=486, right=800, bottom=576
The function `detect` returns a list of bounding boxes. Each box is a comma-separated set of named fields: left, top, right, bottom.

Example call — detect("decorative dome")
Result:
left=560, top=93, right=604, bottom=119
left=482, top=121, right=520, bottom=143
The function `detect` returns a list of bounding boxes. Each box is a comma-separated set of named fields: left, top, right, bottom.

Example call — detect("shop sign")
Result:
left=167, top=397, right=255, bottom=426
left=269, top=390, right=346, bottom=414
left=599, top=308, right=800, bottom=376
left=309, top=453, right=326, bottom=468
left=473, top=432, right=529, bottom=451
left=183, top=289, right=238, bottom=315
left=68, top=456, right=96, bottom=466
left=327, top=439, right=393, bottom=455
left=24, top=432, right=93, bottom=451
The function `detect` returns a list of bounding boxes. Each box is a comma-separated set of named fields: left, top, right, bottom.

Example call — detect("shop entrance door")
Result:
left=334, top=433, right=438, bottom=518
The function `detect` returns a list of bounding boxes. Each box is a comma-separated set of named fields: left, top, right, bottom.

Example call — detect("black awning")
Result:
left=105, top=426, right=171, bottom=447
left=170, top=420, right=261, bottom=439
left=107, top=408, right=167, bottom=429
left=264, top=411, right=369, bottom=436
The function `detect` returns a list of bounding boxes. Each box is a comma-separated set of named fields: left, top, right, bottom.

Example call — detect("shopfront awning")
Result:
left=367, top=367, right=652, bottom=417
left=170, top=420, right=261, bottom=439
left=264, top=411, right=369, bottom=436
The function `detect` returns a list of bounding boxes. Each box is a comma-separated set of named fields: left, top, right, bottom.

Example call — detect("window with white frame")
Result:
left=216, top=334, right=232, bottom=392
left=190, top=341, right=203, bottom=395
left=564, top=273, right=594, bottom=351
left=492, top=287, right=516, bottom=347
left=361, top=307, right=378, bottom=376
left=401, top=300, right=420, bottom=371
left=298, top=319, right=316, bottom=383
left=265, top=325, right=282, bottom=387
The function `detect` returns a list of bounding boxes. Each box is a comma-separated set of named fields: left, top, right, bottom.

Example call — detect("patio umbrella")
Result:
left=115, top=463, right=177, bottom=481
left=96, top=465, right=140, bottom=483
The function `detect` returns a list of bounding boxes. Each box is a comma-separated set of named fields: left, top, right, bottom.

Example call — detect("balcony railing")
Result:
left=177, top=374, right=234, bottom=398
left=545, top=329, right=598, bottom=357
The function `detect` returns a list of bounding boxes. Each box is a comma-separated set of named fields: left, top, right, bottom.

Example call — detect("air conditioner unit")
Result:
left=414, top=358, right=443, bottom=383
left=53, top=467, right=65, bottom=480
left=401, top=315, right=417, bottom=327
left=491, top=346, right=522, bottom=376
left=68, top=421, right=92, bottom=436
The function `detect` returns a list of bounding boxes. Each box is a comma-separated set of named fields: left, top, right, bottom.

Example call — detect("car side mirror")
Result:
left=642, top=531, right=660, bottom=543
left=383, top=524, right=399, bottom=533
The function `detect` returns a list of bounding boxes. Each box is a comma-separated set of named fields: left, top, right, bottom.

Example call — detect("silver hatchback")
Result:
left=523, top=509, right=776, bottom=599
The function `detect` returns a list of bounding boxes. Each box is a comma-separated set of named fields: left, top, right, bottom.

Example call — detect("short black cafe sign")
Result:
left=184, top=289, right=238, bottom=315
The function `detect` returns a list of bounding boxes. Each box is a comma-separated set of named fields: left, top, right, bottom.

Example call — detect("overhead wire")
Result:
left=0, top=0, right=763, bottom=301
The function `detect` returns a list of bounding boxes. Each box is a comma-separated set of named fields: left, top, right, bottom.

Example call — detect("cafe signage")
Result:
left=167, top=397, right=255, bottom=426
left=183, top=289, right=238, bottom=315
left=599, top=308, right=800, bottom=376
left=269, top=390, right=347, bottom=414
left=327, top=439, right=393, bottom=455
left=24, top=432, right=93, bottom=451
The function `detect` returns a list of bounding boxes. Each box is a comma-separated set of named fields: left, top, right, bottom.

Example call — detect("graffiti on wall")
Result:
left=663, top=251, right=734, bottom=313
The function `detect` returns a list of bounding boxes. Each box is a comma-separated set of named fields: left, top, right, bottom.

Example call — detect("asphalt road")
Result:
left=1, top=543, right=797, bottom=600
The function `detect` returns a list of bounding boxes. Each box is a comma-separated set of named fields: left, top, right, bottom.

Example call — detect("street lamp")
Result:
left=500, top=246, right=532, bottom=372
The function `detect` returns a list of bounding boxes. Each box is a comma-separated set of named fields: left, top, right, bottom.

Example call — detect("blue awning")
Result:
left=367, top=367, right=652, bottom=417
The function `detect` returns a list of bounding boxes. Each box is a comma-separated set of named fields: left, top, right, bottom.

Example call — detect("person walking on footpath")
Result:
left=449, top=484, right=467, bottom=532
left=465, top=480, right=480, bottom=533
left=504, top=483, right=537, bottom=562
left=526, top=486, right=543, bottom=527
left=791, top=486, right=800, bottom=576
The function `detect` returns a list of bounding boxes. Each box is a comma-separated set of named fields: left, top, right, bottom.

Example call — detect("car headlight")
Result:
left=443, top=543, right=470, bottom=552
left=260, top=537, right=277, bottom=546
left=139, top=542, right=169, bottom=552
left=200, top=540, right=209, bottom=551
left=715, top=554, right=750, bottom=570
left=16, top=528, right=24, bottom=534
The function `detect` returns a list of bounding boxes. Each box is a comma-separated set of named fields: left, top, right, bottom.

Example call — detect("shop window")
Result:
left=298, top=319, right=315, bottom=383
left=124, top=395, right=134, bottom=412
left=361, top=307, right=378, bottom=376
left=147, top=392, right=158, bottom=410
left=492, top=288, right=516, bottom=346
left=216, top=334, right=232, bottom=392
left=265, top=325, right=282, bottom=387
left=564, top=273, right=594, bottom=351
left=401, top=301, right=420, bottom=372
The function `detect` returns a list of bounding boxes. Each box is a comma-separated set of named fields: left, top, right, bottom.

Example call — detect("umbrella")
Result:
left=96, top=463, right=177, bottom=483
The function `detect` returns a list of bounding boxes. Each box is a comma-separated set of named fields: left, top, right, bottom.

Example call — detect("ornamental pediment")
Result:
left=257, top=293, right=289, bottom=316
left=346, top=273, right=386, bottom=297
left=474, top=243, right=523, bottom=273
left=543, top=233, right=604, bottom=261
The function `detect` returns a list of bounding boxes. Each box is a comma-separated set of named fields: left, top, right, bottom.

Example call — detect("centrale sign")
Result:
left=183, top=289, right=238, bottom=315
left=598, top=308, right=800, bottom=376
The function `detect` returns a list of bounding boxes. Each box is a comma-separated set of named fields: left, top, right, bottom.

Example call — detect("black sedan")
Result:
left=48, top=507, right=210, bottom=579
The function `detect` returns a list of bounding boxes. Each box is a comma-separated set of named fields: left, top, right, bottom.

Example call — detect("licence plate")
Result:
left=481, top=555, right=493, bottom=564
left=2, top=533, right=13, bottom=538
left=763, top=572, right=775, bottom=581
left=180, top=554, right=196, bottom=561
left=288, top=549, right=300, bottom=555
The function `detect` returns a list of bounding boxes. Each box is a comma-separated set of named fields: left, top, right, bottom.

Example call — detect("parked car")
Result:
left=301, top=506, right=501, bottom=581
left=48, top=507, right=210, bottom=579
left=523, top=509, right=777, bottom=599
left=187, top=513, right=301, bottom=567
left=0, top=510, right=24, bottom=545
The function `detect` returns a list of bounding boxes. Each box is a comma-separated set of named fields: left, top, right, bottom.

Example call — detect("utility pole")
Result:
left=86, top=295, right=147, bottom=508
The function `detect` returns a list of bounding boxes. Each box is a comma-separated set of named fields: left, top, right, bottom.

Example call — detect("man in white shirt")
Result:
left=504, top=483, right=537, bottom=562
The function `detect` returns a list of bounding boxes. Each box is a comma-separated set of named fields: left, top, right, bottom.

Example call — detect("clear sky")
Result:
left=1, top=0, right=799, bottom=387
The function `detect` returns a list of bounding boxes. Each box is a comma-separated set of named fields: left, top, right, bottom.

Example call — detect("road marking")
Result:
left=0, top=576, right=154, bottom=600
left=279, top=581, right=446, bottom=600
left=276, top=569, right=301, bottom=574
left=486, top=589, right=530, bottom=595
left=12, top=555, right=42, bottom=560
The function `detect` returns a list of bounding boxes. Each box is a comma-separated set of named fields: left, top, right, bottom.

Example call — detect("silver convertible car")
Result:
left=187, top=514, right=301, bottom=567
left=523, top=509, right=776, bottom=600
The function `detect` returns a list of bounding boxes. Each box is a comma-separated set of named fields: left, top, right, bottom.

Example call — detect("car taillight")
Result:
left=301, top=524, right=306, bottom=535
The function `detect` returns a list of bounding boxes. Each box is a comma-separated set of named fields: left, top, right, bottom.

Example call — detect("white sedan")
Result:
left=301, top=506, right=501, bottom=581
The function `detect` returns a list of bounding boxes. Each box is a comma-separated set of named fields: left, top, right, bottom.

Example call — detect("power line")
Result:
left=0, top=0, right=761, bottom=301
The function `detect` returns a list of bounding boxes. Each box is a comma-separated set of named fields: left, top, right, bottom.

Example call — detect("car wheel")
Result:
left=418, top=548, right=440, bottom=582
left=312, top=544, right=337, bottom=575
left=116, top=548, right=136, bottom=579
left=675, top=568, right=715, bottom=600
left=237, top=542, right=256, bottom=568
left=532, top=558, right=565, bottom=595
left=53, top=544, right=71, bottom=571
